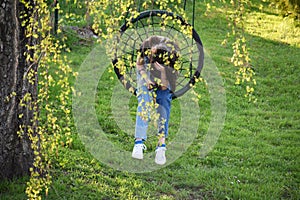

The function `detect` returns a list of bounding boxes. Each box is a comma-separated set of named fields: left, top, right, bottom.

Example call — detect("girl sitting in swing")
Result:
left=132, top=35, right=180, bottom=165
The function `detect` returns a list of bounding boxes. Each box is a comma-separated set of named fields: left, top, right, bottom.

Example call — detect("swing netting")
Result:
left=111, top=5, right=204, bottom=99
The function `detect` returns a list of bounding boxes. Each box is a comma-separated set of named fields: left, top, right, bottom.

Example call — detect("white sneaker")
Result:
left=132, top=143, right=147, bottom=159
left=155, top=147, right=167, bottom=165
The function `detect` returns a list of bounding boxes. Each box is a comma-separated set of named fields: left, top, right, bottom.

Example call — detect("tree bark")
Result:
left=0, top=0, right=36, bottom=179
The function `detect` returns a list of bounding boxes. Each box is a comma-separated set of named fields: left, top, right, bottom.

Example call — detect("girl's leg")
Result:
left=132, top=73, right=153, bottom=160
left=154, top=89, right=171, bottom=165
left=134, top=85, right=153, bottom=140
left=155, top=89, right=172, bottom=141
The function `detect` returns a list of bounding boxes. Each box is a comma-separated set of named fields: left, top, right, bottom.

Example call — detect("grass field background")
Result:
left=0, top=1, right=299, bottom=199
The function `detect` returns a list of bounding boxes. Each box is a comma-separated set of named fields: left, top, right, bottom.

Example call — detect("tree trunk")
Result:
left=0, top=0, right=37, bottom=179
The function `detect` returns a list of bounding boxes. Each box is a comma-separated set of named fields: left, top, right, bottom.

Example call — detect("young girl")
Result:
left=132, top=36, right=179, bottom=165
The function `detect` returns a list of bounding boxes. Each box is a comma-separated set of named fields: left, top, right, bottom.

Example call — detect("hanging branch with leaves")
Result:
left=227, top=0, right=256, bottom=102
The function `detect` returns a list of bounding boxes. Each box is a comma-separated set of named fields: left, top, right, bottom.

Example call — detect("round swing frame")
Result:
left=112, top=9, right=204, bottom=99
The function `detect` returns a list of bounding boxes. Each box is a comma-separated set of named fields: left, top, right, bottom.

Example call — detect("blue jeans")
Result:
left=135, top=78, right=172, bottom=140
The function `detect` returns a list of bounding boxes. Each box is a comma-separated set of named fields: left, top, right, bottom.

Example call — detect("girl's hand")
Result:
left=153, top=62, right=168, bottom=90
left=147, top=80, right=157, bottom=90
left=138, top=63, right=155, bottom=90
left=153, top=62, right=166, bottom=72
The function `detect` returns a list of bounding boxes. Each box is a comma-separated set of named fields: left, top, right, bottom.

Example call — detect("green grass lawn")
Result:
left=1, top=1, right=299, bottom=199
